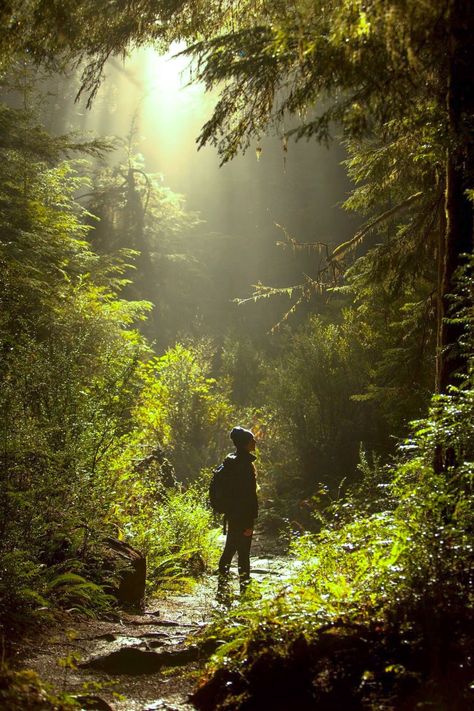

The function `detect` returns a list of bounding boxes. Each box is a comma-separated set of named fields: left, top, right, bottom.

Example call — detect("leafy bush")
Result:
left=255, top=315, right=381, bottom=522
left=0, top=552, right=46, bottom=628
left=198, top=374, right=473, bottom=708
left=124, top=483, right=220, bottom=591
left=0, top=101, right=150, bottom=622
left=129, top=341, right=236, bottom=482
left=0, top=666, right=77, bottom=710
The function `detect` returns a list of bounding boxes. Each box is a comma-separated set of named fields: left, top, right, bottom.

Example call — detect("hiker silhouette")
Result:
left=212, top=426, right=258, bottom=601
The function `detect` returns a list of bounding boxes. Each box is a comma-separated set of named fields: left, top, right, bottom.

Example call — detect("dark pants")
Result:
left=218, top=519, right=253, bottom=585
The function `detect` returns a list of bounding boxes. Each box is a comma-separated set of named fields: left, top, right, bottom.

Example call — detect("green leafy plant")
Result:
left=124, top=484, right=220, bottom=592
left=198, top=356, right=473, bottom=708
left=46, top=573, right=115, bottom=616
left=0, top=665, right=78, bottom=710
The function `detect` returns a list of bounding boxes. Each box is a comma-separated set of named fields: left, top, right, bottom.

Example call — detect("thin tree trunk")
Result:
left=436, top=0, right=474, bottom=395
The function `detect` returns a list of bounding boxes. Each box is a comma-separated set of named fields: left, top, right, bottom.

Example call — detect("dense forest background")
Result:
left=0, top=2, right=472, bottom=709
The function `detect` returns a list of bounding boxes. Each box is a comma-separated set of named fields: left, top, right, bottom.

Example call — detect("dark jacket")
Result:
left=222, top=450, right=258, bottom=526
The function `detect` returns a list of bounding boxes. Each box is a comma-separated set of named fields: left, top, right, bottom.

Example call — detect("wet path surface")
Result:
left=21, top=534, right=290, bottom=710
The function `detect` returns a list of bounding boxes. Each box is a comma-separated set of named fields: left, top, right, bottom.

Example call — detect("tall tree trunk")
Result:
left=436, top=0, right=474, bottom=394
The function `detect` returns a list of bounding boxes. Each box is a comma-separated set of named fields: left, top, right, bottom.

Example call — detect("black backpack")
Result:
left=209, top=458, right=234, bottom=514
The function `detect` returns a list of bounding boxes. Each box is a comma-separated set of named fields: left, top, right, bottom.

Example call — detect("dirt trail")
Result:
left=18, top=533, right=288, bottom=711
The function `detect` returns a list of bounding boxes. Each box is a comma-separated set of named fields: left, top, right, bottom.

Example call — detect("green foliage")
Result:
left=0, top=14, right=471, bottom=711
left=220, top=336, right=266, bottom=407
left=249, top=265, right=436, bottom=525
left=127, top=342, right=236, bottom=481
left=1, top=2, right=451, bottom=156
left=341, top=264, right=436, bottom=430
left=0, top=665, right=77, bottom=710
left=0, top=552, right=45, bottom=626
left=448, top=254, right=474, bottom=363
left=201, top=376, right=473, bottom=707
left=255, top=314, right=383, bottom=519
left=201, top=273, right=473, bottom=704
left=0, top=97, right=150, bottom=622
left=0, top=87, right=242, bottom=622
left=85, top=139, right=204, bottom=343
left=125, top=484, right=220, bottom=591
left=46, top=573, right=115, bottom=616
left=94, top=340, right=236, bottom=592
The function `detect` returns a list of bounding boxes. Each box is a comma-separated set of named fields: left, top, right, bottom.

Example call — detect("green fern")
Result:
left=47, top=572, right=114, bottom=614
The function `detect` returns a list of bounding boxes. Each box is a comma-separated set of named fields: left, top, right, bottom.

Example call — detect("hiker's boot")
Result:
left=239, top=571, right=250, bottom=595
left=217, top=571, right=231, bottom=606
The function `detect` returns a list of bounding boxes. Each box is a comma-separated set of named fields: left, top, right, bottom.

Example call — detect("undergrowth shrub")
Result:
left=123, top=483, right=220, bottom=591
left=0, top=102, right=230, bottom=624
left=256, top=312, right=401, bottom=524
left=45, top=572, right=115, bottom=616
left=129, top=342, right=236, bottom=482
left=0, top=552, right=45, bottom=628
left=0, top=665, right=77, bottom=710
left=198, top=376, right=473, bottom=709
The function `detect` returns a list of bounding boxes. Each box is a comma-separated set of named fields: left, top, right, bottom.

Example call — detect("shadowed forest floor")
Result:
left=13, top=534, right=286, bottom=711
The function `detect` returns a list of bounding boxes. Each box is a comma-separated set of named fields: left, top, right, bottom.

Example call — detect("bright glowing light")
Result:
left=142, top=43, right=205, bottom=110
left=144, top=44, right=189, bottom=93
left=134, top=44, right=214, bottom=161
left=78, top=42, right=216, bottom=183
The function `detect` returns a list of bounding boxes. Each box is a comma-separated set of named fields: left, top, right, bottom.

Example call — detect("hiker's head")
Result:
left=230, top=426, right=256, bottom=452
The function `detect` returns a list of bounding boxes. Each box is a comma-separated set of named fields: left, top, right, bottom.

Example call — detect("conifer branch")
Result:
left=329, top=191, right=424, bottom=262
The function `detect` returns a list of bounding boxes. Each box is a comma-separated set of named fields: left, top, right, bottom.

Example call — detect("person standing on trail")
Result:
left=213, top=426, right=258, bottom=595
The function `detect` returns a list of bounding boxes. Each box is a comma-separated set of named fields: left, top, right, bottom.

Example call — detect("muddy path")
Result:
left=17, top=533, right=289, bottom=711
